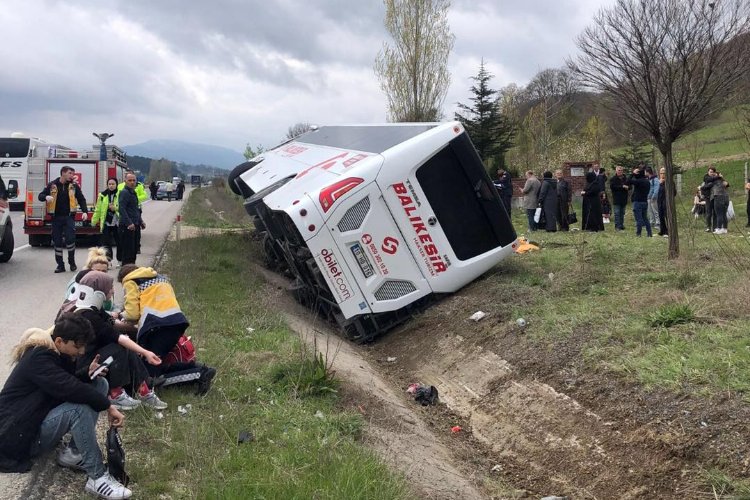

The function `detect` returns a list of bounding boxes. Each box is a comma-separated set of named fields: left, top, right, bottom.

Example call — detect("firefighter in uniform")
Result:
left=38, top=166, right=88, bottom=273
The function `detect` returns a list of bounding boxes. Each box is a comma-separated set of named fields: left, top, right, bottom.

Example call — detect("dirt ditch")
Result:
left=256, top=263, right=750, bottom=500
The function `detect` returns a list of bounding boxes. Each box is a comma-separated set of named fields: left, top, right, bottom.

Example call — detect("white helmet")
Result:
left=75, top=284, right=106, bottom=310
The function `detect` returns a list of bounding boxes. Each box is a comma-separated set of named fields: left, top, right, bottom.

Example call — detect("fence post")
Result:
left=176, top=214, right=181, bottom=243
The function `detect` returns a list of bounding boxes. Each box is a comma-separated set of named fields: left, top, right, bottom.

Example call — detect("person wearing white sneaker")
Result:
left=0, top=316, right=131, bottom=499
left=140, top=390, right=168, bottom=410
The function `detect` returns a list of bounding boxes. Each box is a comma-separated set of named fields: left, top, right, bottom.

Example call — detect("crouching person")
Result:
left=118, top=264, right=216, bottom=394
left=0, top=315, right=131, bottom=499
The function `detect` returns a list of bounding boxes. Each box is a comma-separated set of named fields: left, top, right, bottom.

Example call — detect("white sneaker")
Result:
left=140, top=391, right=168, bottom=410
left=109, top=392, right=142, bottom=411
left=57, top=446, right=85, bottom=472
left=85, top=473, right=132, bottom=499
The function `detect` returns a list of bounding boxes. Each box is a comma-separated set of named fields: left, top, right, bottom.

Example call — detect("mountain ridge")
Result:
left=123, top=139, right=245, bottom=169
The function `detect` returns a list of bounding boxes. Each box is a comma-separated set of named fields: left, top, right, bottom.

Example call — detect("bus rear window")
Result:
left=415, top=134, right=516, bottom=261
left=0, top=138, right=30, bottom=158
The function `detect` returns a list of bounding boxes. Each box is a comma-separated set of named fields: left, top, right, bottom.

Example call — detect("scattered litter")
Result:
left=237, top=430, right=254, bottom=444
left=469, top=311, right=486, bottom=322
left=451, top=426, right=462, bottom=433
left=314, top=410, right=325, bottom=420
left=700, top=421, right=708, bottom=427
left=491, top=464, right=502, bottom=473
left=219, top=415, right=224, bottom=421
left=257, top=387, right=262, bottom=392
left=246, top=327, right=255, bottom=333
left=154, top=412, right=164, bottom=420
left=516, top=318, right=527, bottom=328
left=386, top=356, right=397, bottom=362
left=406, top=383, right=420, bottom=394
left=357, top=405, right=366, bottom=415
left=177, top=404, right=192, bottom=415
left=412, top=384, right=439, bottom=406
left=548, top=272, right=555, bottom=281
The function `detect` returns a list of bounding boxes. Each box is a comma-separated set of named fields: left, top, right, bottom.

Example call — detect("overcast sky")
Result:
left=0, top=0, right=614, bottom=154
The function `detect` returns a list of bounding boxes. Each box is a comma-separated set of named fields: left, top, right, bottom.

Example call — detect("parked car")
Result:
left=155, top=181, right=168, bottom=200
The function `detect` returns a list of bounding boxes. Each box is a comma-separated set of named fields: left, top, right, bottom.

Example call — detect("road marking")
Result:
left=14, top=244, right=30, bottom=252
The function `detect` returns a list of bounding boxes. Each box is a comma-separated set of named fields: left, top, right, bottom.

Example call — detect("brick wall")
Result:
left=510, top=161, right=599, bottom=200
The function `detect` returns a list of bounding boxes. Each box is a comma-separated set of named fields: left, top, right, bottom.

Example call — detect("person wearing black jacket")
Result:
left=537, top=171, right=558, bottom=232
left=118, top=173, right=144, bottom=266
left=38, top=166, right=88, bottom=273
left=0, top=314, right=131, bottom=499
left=628, top=167, right=652, bottom=237
left=0, top=174, right=7, bottom=201
left=581, top=172, right=604, bottom=231
left=494, top=168, right=513, bottom=216
left=610, top=166, right=630, bottom=231
left=555, top=170, right=571, bottom=231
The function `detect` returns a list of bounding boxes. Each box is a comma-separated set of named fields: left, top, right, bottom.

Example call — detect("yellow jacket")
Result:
left=121, top=267, right=189, bottom=341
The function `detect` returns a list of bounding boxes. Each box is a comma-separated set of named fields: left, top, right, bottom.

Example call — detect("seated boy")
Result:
left=0, top=314, right=131, bottom=499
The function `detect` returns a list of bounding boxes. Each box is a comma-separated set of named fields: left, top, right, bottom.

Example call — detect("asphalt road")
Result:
left=0, top=193, right=187, bottom=499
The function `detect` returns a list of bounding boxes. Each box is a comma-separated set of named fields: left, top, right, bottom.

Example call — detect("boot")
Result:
left=54, top=249, right=65, bottom=273
left=68, top=251, right=77, bottom=272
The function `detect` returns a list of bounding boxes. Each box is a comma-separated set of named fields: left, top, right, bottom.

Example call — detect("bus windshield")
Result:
left=0, top=138, right=31, bottom=158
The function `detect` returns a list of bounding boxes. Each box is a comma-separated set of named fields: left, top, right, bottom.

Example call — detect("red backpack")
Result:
left=164, top=335, right=196, bottom=366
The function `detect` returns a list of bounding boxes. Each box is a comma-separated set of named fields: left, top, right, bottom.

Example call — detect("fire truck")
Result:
left=229, top=122, right=517, bottom=341
left=24, top=145, right=128, bottom=246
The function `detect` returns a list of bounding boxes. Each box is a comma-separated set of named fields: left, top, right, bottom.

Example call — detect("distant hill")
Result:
left=123, top=140, right=245, bottom=170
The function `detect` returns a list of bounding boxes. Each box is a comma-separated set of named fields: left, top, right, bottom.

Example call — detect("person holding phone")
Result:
left=0, top=314, right=131, bottom=499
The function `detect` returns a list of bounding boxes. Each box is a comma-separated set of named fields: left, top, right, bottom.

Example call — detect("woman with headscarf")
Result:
left=537, top=171, right=559, bottom=232
left=581, top=171, right=604, bottom=231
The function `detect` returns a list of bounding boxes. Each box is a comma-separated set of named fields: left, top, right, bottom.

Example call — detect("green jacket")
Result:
left=116, top=181, right=148, bottom=207
left=91, top=190, right=119, bottom=231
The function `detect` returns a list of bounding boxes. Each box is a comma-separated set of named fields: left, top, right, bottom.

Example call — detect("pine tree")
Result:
left=455, top=60, right=516, bottom=168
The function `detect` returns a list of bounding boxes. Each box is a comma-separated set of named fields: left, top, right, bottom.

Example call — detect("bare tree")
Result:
left=735, top=105, right=750, bottom=153
left=685, top=134, right=706, bottom=169
left=285, top=122, right=313, bottom=141
left=374, top=0, right=455, bottom=122
left=571, top=0, right=750, bottom=258
left=523, top=68, right=581, bottom=164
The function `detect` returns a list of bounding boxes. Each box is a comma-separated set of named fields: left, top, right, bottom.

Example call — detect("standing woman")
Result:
left=555, top=170, right=571, bottom=231
left=581, top=171, right=604, bottom=232
left=537, top=171, right=559, bottom=232
left=91, top=178, right=119, bottom=264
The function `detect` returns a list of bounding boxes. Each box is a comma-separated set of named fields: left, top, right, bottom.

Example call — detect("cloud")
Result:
left=0, top=0, right=614, bottom=153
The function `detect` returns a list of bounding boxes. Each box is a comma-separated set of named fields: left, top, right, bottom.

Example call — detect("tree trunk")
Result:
left=661, top=146, right=680, bottom=259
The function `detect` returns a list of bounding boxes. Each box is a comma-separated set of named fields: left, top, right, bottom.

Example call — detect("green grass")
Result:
left=122, top=204, right=409, bottom=498
left=505, top=202, right=750, bottom=394
left=182, top=183, right=251, bottom=229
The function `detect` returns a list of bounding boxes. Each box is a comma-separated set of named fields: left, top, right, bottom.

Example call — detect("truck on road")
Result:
left=229, top=122, right=517, bottom=341
left=190, top=174, right=202, bottom=187
left=24, top=144, right=128, bottom=246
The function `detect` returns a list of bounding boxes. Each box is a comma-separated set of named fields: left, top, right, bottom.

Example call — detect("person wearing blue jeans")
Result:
left=610, top=166, right=629, bottom=231
left=0, top=315, right=131, bottom=499
left=628, top=167, right=652, bottom=237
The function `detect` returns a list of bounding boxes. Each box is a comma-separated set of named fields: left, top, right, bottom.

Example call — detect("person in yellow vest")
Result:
left=38, top=166, right=88, bottom=273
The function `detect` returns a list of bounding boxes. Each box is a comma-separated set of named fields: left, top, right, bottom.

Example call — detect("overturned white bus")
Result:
left=229, top=122, right=517, bottom=341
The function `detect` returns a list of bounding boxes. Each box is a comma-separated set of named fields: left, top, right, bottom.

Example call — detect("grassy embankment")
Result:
left=122, top=184, right=409, bottom=499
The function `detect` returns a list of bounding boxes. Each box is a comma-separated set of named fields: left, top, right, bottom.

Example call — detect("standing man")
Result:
left=117, top=170, right=147, bottom=255
left=118, top=173, right=144, bottom=265
left=176, top=180, right=186, bottom=201
left=38, top=166, right=88, bottom=273
left=646, top=166, right=660, bottom=230
left=0, top=174, right=7, bottom=208
left=149, top=181, right=158, bottom=201
left=494, top=167, right=513, bottom=217
left=610, top=165, right=630, bottom=231
left=520, top=170, right=541, bottom=232
left=165, top=181, right=174, bottom=202
left=555, top=169, right=571, bottom=231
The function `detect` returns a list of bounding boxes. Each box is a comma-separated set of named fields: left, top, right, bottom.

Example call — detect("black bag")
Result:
left=568, top=211, right=578, bottom=224
left=106, top=427, right=129, bottom=486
